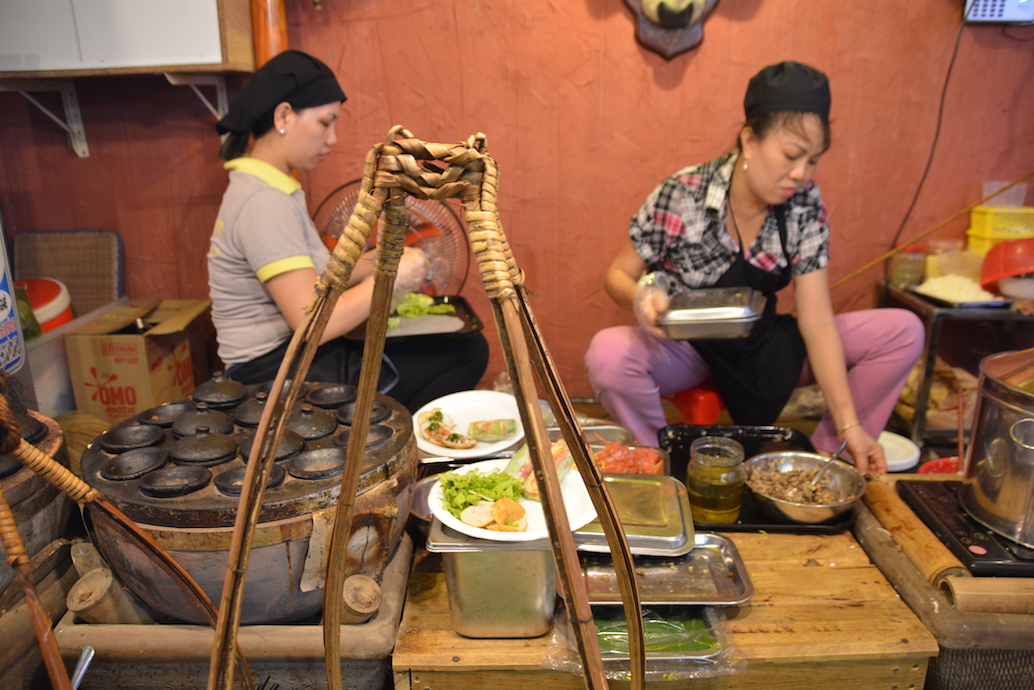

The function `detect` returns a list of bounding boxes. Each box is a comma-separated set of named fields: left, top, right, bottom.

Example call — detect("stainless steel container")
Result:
left=426, top=520, right=555, bottom=638
left=656, top=287, right=764, bottom=340
left=961, top=348, right=1034, bottom=547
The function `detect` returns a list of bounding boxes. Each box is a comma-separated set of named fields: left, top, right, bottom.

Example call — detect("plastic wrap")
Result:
left=542, top=603, right=746, bottom=681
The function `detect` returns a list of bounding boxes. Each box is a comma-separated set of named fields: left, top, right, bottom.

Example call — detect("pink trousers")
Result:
left=585, top=309, right=925, bottom=452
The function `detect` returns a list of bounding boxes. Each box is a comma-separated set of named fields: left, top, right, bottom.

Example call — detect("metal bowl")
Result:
left=744, top=451, right=866, bottom=524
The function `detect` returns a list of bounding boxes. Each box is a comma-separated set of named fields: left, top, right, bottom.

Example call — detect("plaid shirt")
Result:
left=629, top=152, right=830, bottom=291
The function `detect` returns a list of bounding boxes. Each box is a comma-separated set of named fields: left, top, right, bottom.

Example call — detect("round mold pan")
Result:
left=255, top=379, right=309, bottom=402
left=98, top=423, right=165, bottom=454
left=238, top=429, right=305, bottom=464
left=17, top=412, right=47, bottom=446
left=169, top=430, right=238, bottom=468
left=334, top=424, right=393, bottom=451
left=191, top=371, right=249, bottom=410
left=305, top=384, right=357, bottom=409
left=0, top=455, right=22, bottom=479
left=100, top=447, right=169, bottom=481
left=214, top=463, right=286, bottom=497
left=138, top=465, right=212, bottom=498
left=137, top=399, right=194, bottom=428
left=233, top=392, right=271, bottom=428
left=172, top=403, right=235, bottom=437
left=287, top=447, right=346, bottom=481
left=286, top=404, right=338, bottom=441
left=336, top=400, right=391, bottom=426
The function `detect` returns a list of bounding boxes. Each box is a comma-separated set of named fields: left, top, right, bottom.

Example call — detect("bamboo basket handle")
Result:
left=209, top=128, right=645, bottom=690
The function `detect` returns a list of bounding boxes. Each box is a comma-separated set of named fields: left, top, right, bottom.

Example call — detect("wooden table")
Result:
left=392, top=527, right=938, bottom=689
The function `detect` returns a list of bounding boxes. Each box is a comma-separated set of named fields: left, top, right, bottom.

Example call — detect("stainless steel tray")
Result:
left=425, top=472, right=691, bottom=556
left=547, top=424, right=636, bottom=446
left=656, top=287, right=764, bottom=340
left=574, top=473, right=691, bottom=556
left=581, top=532, right=754, bottom=606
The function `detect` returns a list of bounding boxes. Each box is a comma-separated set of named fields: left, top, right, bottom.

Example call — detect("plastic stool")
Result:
left=664, top=381, right=725, bottom=425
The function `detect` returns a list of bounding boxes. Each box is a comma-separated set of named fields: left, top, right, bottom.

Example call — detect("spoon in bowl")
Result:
left=810, top=438, right=850, bottom=490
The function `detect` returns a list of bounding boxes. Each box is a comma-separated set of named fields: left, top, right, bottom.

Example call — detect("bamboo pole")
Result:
left=465, top=156, right=644, bottom=687
left=830, top=170, right=1034, bottom=292
left=322, top=191, right=407, bottom=690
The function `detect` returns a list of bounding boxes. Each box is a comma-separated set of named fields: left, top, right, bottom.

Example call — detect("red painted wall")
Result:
left=2, top=1, right=1033, bottom=398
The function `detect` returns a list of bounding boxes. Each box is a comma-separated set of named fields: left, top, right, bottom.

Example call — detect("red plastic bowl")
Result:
left=918, top=457, right=960, bottom=474
left=980, top=238, right=1034, bottom=290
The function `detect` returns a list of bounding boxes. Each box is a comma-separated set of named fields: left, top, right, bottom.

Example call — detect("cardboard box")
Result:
left=64, top=299, right=215, bottom=424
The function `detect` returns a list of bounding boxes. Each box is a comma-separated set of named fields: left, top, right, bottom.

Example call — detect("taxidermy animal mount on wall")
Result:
left=626, top=0, right=720, bottom=59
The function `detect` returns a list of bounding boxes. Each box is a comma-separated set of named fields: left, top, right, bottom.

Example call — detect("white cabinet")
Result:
left=0, top=0, right=253, bottom=77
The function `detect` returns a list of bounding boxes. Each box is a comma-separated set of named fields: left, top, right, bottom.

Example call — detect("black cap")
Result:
left=743, top=61, right=830, bottom=122
left=216, top=50, right=346, bottom=135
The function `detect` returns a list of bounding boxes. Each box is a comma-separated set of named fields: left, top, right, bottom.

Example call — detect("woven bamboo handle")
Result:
left=15, top=440, right=99, bottom=503
left=323, top=193, right=407, bottom=690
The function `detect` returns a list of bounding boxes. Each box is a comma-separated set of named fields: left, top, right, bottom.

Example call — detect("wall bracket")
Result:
left=0, top=80, right=89, bottom=158
left=164, top=73, right=228, bottom=121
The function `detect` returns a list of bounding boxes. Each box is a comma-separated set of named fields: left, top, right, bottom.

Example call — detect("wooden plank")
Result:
left=719, top=530, right=873, bottom=568
left=396, top=655, right=930, bottom=690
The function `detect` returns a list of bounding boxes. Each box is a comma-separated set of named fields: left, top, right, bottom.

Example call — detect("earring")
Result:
left=279, top=128, right=285, bottom=135
left=742, top=159, right=748, bottom=171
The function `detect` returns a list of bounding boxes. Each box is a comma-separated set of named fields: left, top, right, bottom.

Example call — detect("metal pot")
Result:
left=961, top=348, right=1034, bottom=547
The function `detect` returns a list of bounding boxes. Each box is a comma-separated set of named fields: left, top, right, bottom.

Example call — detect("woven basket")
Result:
left=926, top=647, right=1034, bottom=690
left=13, top=230, right=124, bottom=317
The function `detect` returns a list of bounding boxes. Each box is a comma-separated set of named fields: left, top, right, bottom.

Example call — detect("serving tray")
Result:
left=345, top=295, right=483, bottom=341
left=580, top=532, right=754, bottom=606
left=905, top=286, right=1010, bottom=309
left=575, top=473, right=692, bottom=556
left=660, top=424, right=855, bottom=534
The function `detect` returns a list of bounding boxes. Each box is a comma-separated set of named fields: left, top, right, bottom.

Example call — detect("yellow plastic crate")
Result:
left=967, top=226, right=1034, bottom=257
left=970, top=205, right=1034, bottom=235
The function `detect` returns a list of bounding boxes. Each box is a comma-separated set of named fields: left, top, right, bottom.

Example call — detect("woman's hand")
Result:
left=632, top=273, right=670, bottom=339
left=1015, top=298, right=1034, bottom=316
left=394, top=246, right=429, bottom=293
left=842, top=424, right=887, bottom=475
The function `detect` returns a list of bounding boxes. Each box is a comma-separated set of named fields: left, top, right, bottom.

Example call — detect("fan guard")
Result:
left=312, top=179, right=469, bottom=296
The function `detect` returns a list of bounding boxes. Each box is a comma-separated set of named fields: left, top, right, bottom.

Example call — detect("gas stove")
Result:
left=897, top=479, right=1034, bottom=577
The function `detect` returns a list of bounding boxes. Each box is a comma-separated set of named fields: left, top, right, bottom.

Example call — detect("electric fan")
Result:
left=312, top=179, right=470, bottom=296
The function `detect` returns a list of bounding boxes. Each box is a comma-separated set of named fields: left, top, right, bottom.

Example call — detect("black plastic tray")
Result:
left=659, top=424, right=854, bottom=534
left=345, top=295, right=483, bottom=342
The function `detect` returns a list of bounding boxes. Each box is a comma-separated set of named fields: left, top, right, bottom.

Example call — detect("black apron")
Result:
left=690, top=204, right=807, bottom=425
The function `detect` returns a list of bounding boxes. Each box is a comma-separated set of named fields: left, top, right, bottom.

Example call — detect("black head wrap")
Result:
left=743, top=61, right=830, bottom=122
left=216, top=50, right=346, bottom=135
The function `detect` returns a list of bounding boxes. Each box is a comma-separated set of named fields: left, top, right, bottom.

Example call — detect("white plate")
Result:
left=879, top=431, right=920, bottom=472
left=413, top=390, right=525, bottom=459
left=428, top=459, right=597, bottom=542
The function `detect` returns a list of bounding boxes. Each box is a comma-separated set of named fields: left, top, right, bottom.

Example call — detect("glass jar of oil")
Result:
left=687, top=436, right=745, bottom=524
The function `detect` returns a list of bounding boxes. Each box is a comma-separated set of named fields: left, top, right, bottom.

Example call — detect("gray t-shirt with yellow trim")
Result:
left=207, top=158, right=330, bottom=366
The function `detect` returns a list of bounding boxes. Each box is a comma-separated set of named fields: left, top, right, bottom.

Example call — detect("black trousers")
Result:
left=225, top=332, right=490, bottom=413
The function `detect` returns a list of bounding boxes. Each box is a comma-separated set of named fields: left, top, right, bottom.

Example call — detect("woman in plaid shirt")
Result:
left=586, top=62, right=923, bottom=475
